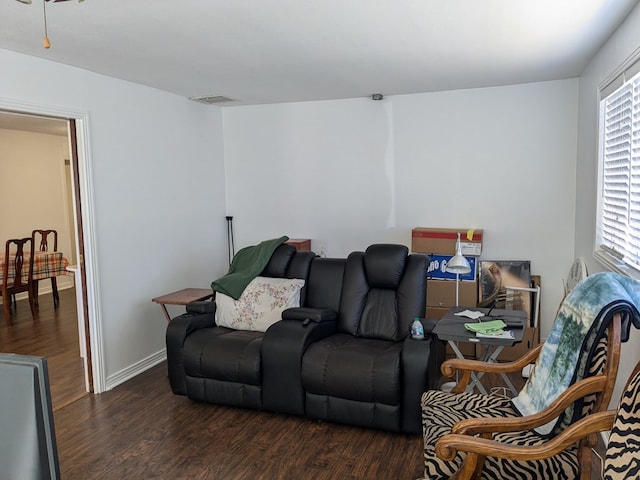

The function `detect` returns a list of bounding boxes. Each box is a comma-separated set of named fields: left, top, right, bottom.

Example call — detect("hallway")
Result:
left=0, top=287, right=86, bottom=411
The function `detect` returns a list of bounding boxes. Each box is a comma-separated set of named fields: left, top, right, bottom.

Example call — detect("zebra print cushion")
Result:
left=422, top=389, right=579, bottom=479
left=603, top=365, right=640, bottom=480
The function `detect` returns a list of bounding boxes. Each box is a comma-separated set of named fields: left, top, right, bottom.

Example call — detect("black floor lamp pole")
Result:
left=226, top=216, right=235, bottom=266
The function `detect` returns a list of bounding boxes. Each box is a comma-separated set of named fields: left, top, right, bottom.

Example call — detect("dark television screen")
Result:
left=0, top=353, right=60, bottom=480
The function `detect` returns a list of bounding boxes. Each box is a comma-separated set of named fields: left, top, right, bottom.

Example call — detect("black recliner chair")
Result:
left=262, top=255, right=347, bottom=416
left=166, top=244, right=315, bottom=409
left=296, top=244, right=443, bottom=434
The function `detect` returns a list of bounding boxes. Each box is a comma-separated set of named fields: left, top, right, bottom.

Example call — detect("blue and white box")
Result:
left=426, top=254, right=476, bottom=282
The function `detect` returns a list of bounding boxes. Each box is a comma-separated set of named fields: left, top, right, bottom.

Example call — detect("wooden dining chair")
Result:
left=32, top=229, right=59, bottom=309
left=2, top=237, right=38, bottom=326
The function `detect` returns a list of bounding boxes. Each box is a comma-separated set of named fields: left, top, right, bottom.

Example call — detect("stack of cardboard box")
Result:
left=411, top=228, right=483, bottom=358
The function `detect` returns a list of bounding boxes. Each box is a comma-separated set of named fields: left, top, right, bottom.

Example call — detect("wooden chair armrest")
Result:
left=436, top=410, right=615, bottom=462
left=442, top=343, right=543, bottom=377
left=452, top=375, right=607, bottom=435
left=443, top=343, right=544, bottom=393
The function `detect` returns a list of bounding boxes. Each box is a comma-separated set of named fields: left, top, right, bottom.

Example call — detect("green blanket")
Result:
left=211, top=236, right=289, bottom=300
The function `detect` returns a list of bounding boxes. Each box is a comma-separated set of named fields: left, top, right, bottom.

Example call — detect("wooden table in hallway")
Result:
left=0, top=251, right=71, bottom=308
left=0, top=250, right=71, bottom=283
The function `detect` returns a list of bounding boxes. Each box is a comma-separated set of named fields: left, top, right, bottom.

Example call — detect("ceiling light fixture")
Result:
left=15, top=0, right=85, bottom=49
left=189, top=95, right=237, bottom=105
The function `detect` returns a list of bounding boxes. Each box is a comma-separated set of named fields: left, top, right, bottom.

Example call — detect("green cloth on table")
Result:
left=464, top=319, right=507, bottom=334
left=211, top=236, right=289, bottom=300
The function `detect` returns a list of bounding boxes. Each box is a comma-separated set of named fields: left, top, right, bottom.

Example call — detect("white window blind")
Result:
left=597, top=59, right=640, bottom=274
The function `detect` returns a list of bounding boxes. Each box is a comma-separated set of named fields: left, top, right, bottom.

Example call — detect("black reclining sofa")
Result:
left=166, top=243, right=444, bottom=435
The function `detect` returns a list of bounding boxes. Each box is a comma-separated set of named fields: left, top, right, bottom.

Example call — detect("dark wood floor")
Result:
left=53, top=363, right=427, bottom=479
left=51, top=364, right=604, bottom=480
left=0, top=287, right=87, bottom=410
left=1, top=292, right=605, bottom=479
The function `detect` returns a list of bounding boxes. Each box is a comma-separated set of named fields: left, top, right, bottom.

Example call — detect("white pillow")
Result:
left=215, top=276, right=305, bottom=332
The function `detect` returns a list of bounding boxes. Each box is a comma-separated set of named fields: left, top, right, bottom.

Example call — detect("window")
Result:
left=596, top=54, right=640, bottom=276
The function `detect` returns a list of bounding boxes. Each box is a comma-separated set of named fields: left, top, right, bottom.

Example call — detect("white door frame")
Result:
left=0, top=98, right=105, bottom=393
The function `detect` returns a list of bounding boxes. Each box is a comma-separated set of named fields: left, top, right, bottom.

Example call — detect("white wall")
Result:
left=0, top=48, right=228, bottom=389
left=223, top=79, right=579, bottom=337
left=3, top=1, right=637, bottom=399
left=575, top=2, right=640, bottom=406
left=0, top=128, right=74, bottom=290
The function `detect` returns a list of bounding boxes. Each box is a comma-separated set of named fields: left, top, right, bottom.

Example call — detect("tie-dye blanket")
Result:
left=511, top=272, right=640, bottom=435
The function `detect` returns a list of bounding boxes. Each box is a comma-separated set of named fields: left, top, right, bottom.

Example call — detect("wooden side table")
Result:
left=152, top=288, right=214, bottom=322
left=285, top=238, right=311, bottom=251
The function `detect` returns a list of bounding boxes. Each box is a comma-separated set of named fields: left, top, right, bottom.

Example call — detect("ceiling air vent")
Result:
left=189, top=95, right=237, bottom=105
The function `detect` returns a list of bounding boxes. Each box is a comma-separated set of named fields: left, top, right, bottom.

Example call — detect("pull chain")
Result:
left=42, top=0, right=50, bottom=49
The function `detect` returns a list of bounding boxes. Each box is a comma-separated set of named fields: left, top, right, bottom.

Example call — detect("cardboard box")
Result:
left=427, top=280, right=478, bottom=308
left=425, top=306, right=450, bottom=320
left=415, top=227, right=483, bottom=361
left=412, top=228, right=483, bottom=256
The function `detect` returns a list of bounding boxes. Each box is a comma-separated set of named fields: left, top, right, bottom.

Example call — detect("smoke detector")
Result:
left=189, top=95, right=237, bottom=105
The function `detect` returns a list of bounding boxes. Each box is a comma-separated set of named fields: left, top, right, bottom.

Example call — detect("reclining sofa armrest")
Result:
left=262, top=308, right=338, bottom=415
left=401, top=332, right=446, bottom=434
left=186, top=300, right=215, bottom=314
left=282, top=307, right=337, bottom=323
left=166, top=311, right=216, bottom=395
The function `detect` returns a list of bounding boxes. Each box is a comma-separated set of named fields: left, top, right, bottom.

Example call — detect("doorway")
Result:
left=0, top=108, right=94, bottom=401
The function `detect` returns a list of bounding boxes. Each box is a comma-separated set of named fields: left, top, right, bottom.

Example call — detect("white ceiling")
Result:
left=0, top=0, right=638, bottom=131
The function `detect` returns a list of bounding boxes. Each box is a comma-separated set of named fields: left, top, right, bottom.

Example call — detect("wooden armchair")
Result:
left=420, top=272, right=640, bottom=480
left=436, top=356, right=640, bottom=480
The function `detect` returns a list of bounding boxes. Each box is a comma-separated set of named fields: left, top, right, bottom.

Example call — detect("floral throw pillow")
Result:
left=215, top=276, right=305, bottom=332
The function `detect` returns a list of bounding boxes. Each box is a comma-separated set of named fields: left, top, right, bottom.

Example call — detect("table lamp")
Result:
left=446, top=232, right=471, bottom=306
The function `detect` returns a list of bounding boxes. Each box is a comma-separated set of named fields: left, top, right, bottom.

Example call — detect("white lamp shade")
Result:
left=447, top=254, right=471, bottom=274
left=445, top=233, right=471, bottom=274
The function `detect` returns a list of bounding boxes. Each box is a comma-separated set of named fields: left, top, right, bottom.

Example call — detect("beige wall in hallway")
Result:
left=0, top=127, right=75, bottom=291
